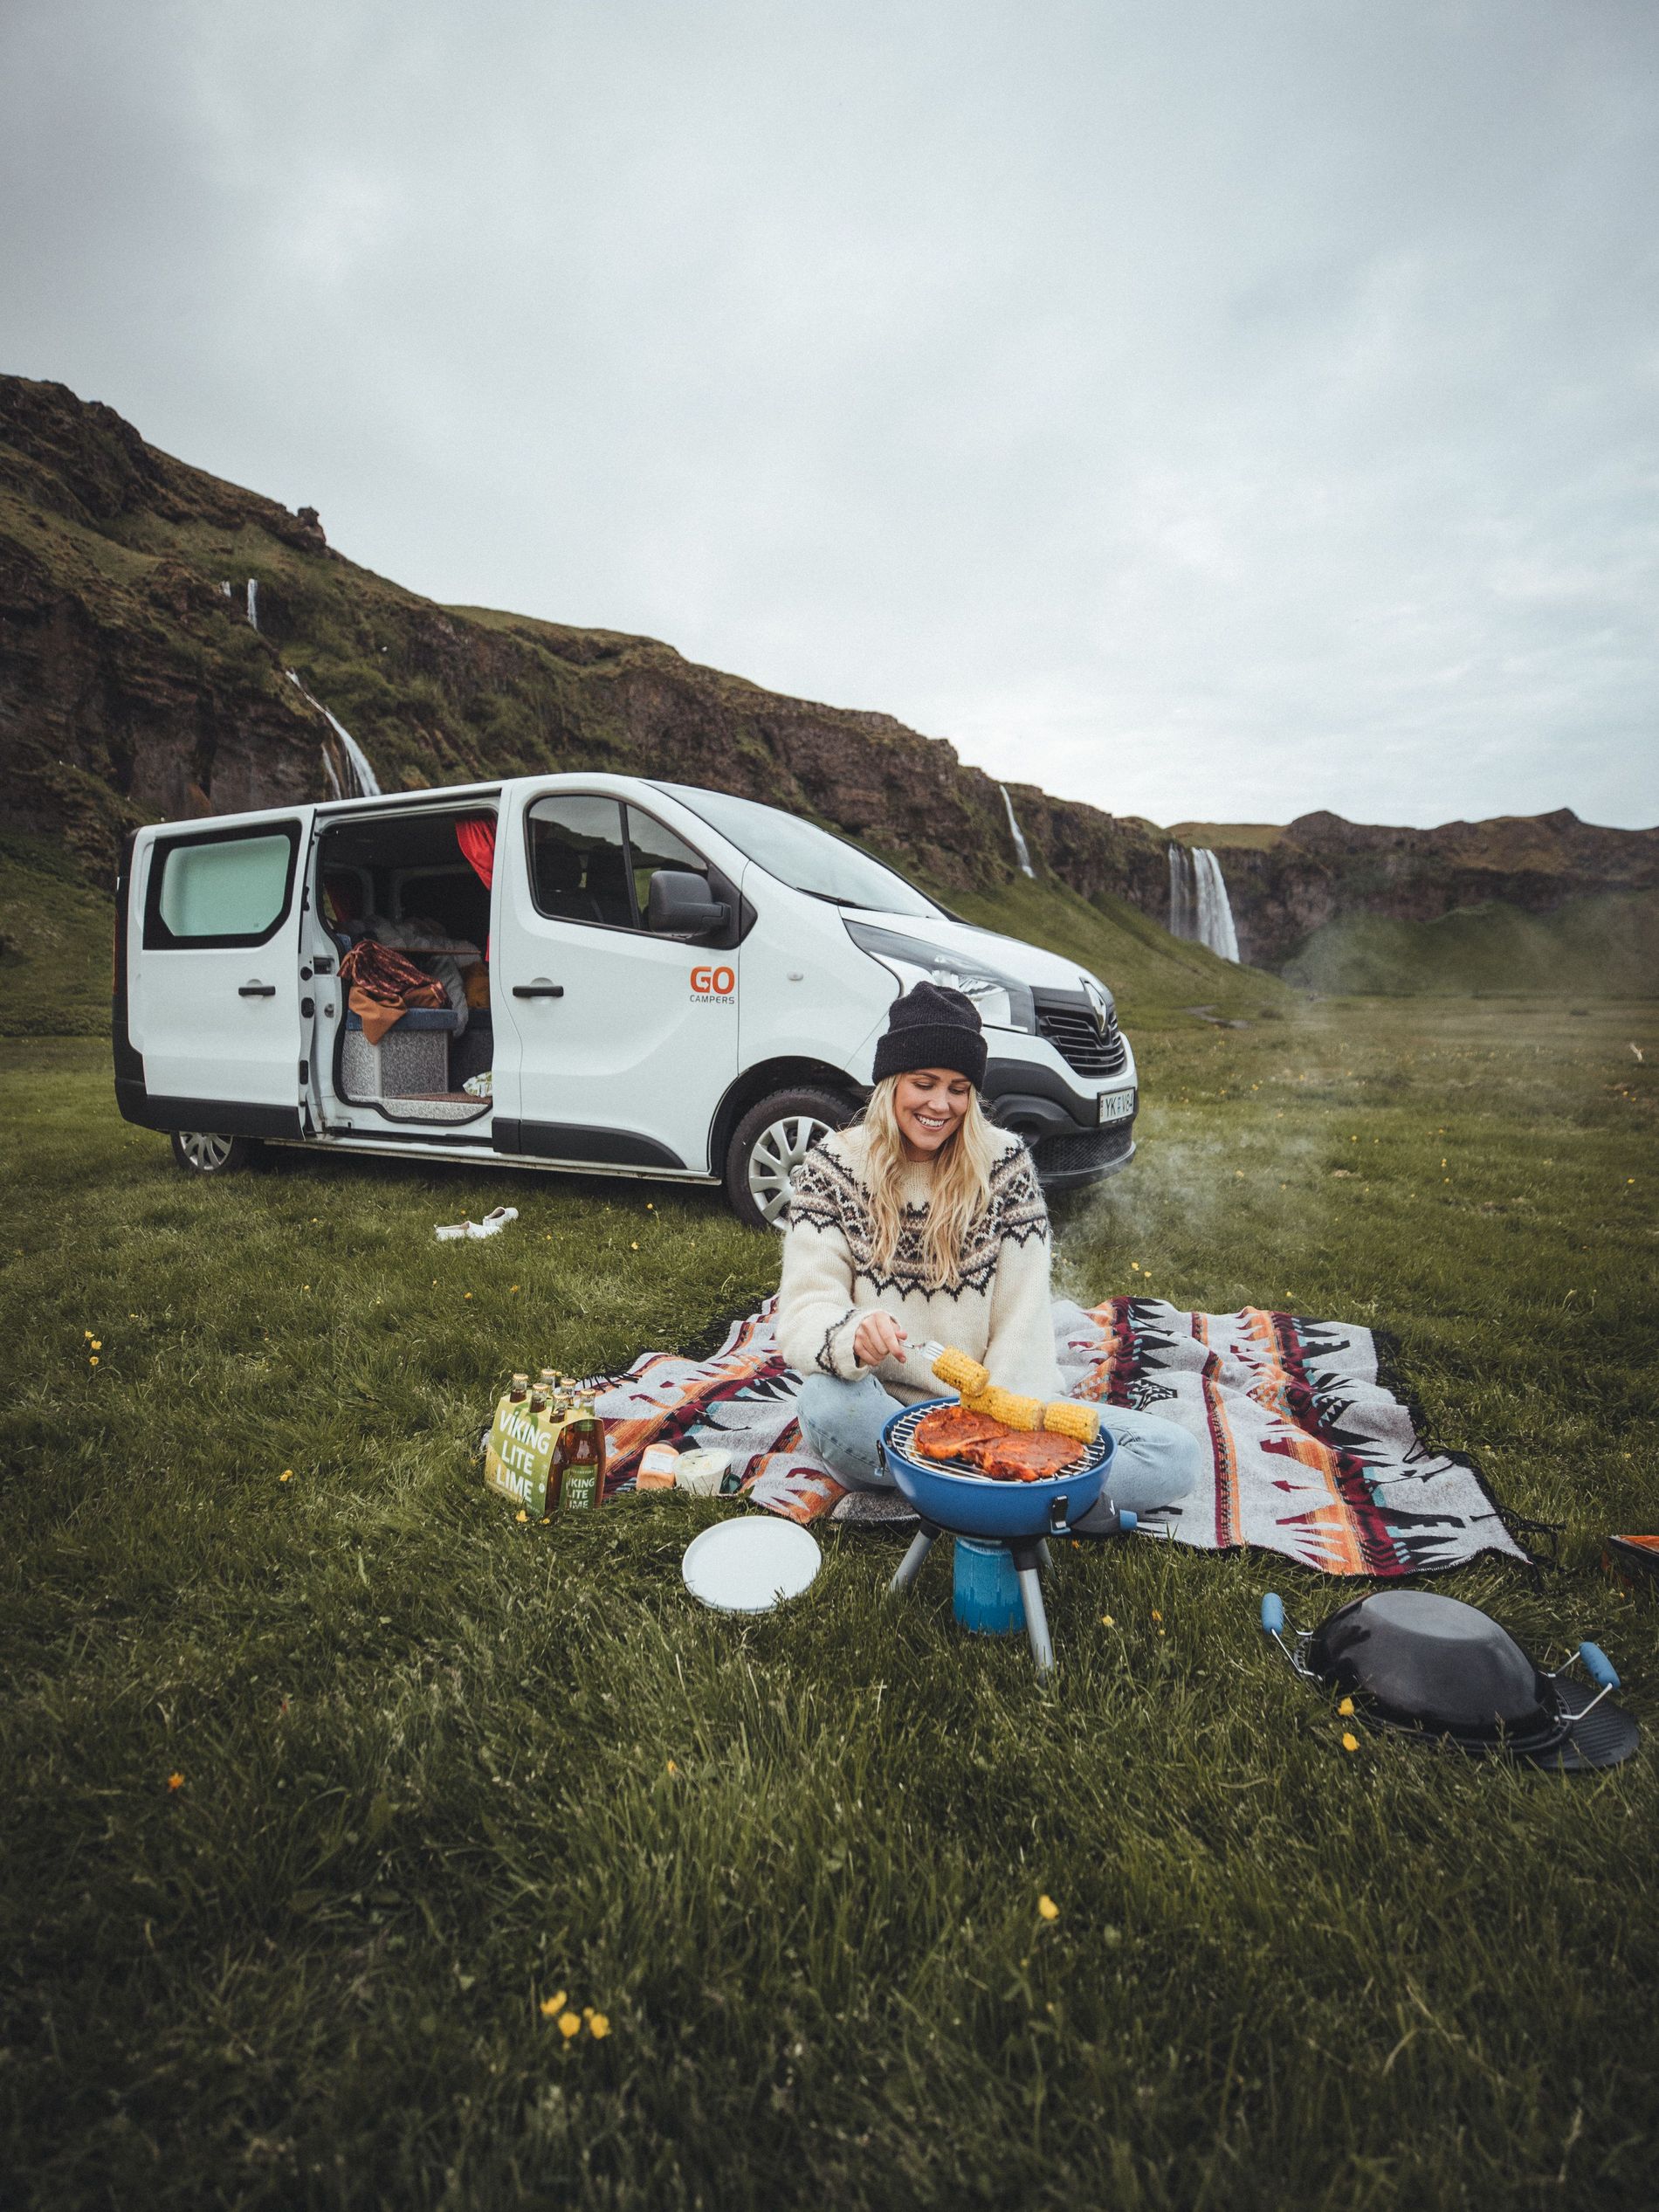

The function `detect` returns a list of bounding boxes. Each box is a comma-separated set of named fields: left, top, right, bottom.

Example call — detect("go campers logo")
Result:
left=690, top=963, right=736, bottom=1005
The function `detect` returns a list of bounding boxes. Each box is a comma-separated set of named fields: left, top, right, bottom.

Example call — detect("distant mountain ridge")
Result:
left=1173, top=810, right=1659, bottom=967
left=2, top=372, right=1653, bottom=978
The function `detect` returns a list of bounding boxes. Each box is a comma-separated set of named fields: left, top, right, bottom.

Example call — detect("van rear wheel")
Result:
left=725, top=1087, right=852, bottom=1230
left=169, top=1130, right=254, bottom=1175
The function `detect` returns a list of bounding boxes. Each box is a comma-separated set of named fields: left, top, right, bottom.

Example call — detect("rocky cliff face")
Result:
left=1201, top=809, right=1659, bottom=968
left=0, top=375, right=1168, bottom=903
left=2, top=374, right=1651, bottom=969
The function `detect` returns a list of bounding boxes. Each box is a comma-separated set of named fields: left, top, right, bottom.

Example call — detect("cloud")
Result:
left=3, top=0, right=1656, bottom=828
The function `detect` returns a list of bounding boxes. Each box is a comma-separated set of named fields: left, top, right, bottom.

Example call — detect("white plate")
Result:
left=681, top=1517, right=822, bottom=1615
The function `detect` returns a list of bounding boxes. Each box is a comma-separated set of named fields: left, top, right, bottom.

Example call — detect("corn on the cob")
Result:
left=929, top=1340, right=1099, bottom=1444
left=1041, top=1400, right=1099, bottom=1444
left=929, top=1345, right=990, bottom=1397
left=973, top=1386, right=1044, bottom=1431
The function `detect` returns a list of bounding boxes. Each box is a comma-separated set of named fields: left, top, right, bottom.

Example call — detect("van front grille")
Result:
left=1029, top=1122, right=1135, bottom=1181
left=1033, top=991, right=1128, bottom=1078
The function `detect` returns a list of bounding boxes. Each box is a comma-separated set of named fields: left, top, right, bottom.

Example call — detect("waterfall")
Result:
left=999, top=784, right=1036, bottom=878
left=246, top=577, right=260, bottom=631
left=1167, top=844, right=1240, bottom=963
left=286, top=670, right=383, bottom=799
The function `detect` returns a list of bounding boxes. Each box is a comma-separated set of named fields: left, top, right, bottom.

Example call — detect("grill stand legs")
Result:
left=887, top=1522, right=1056, bottom=1677
left=888, top=1523, right=939, bottom=1598
left=1009, top=1540, right=1055, bottom=1674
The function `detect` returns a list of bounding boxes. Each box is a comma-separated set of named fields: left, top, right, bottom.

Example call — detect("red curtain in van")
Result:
left=456, top=817, right=496, bottom=888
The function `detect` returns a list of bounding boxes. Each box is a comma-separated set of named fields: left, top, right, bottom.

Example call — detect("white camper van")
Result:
left=114, top=775, right=1138, bottom=1227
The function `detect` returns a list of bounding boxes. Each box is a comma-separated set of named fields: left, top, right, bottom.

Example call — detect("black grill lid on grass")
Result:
left=1261, top=1589, right=1639, bottom=1772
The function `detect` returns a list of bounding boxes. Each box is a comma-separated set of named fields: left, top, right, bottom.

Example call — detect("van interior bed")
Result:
left=318, top=809, right=494, bottom=1126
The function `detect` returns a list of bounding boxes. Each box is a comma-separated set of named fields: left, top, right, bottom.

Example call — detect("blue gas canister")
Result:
left=952, top=1537, right=1024, bottom=1635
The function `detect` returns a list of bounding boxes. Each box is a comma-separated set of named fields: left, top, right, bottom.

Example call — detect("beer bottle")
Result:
left=586, top=1391, right=609, bottom=1504
left=555, top=1393, right=603, bottom=1513
left=509, top=1372, right=529, bottom=1403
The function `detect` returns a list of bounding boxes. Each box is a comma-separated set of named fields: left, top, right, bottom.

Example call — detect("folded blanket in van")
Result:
left=589, top=1295, right=1537, bottom=1576
left=340, top=940, right=446, bottom=1042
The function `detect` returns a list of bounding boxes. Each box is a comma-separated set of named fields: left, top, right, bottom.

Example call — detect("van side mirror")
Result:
left=646, top=869, right=729, bottom=938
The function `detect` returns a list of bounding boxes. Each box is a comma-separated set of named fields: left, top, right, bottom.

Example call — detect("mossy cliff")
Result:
left=3, top=373, right=1652, bottom=989
left=0, top=376, right=1168, bottom=912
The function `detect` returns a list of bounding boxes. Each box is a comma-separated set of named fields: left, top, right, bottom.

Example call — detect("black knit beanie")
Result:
left=871, top=981, right=988, bottom=1087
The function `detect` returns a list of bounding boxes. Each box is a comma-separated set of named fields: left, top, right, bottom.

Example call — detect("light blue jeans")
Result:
left=796, top=1371, right=1203, bottom=1514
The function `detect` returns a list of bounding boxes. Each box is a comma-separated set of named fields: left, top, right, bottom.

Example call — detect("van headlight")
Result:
left=843, top=920, right=1037, bottom=1033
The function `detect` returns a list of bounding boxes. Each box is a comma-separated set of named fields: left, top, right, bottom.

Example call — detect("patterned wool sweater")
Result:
left=776, top=1123, right=1062, bottom=1403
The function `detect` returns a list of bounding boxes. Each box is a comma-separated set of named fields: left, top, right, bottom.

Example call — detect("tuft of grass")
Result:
left=2, top=1002, right=1656, bottom=2210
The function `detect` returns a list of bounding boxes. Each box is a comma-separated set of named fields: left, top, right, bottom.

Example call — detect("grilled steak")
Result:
left=912, top=1405, right=1086, bottom=1483
left=913, top=1406, right=1010, bottom=1461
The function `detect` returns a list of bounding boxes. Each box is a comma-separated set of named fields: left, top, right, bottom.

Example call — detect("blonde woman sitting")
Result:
left=777, top=982, right=1201, bottom=1513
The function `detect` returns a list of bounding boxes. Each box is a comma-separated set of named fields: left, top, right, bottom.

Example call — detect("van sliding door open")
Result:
left=123, top=813, right=314, bottom=1134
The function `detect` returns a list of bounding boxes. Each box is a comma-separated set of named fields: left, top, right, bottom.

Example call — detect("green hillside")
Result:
left=0, top=830, right=114, bottom=1036
left=1284, top=888, right=1659, bottom=997
left=947, top=870, right=1291, bottom=1027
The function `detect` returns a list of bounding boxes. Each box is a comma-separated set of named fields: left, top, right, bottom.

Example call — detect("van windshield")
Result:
left=654, top=784, right=943, bottom=919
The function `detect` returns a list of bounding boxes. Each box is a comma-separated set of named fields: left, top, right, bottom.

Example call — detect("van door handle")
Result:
left=238, top=982, right=277, bottom=998
left=513, top=981, right=565, bottom=998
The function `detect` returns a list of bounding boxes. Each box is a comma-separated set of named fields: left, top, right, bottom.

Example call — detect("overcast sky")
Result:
left=4, top=0, right=1657, bottom=829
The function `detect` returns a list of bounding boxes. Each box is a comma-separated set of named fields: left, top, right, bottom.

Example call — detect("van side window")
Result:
left=625, top=808, right=710, bottom=931
left=527, top=796, right=634, bottom=928
left=145, top=825, right=300, bottom=949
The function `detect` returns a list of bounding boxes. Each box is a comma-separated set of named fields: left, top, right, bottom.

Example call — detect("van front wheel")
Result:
left=725, top=1087, right=851, bottom=1230
left=169, top=1130, right=254, bottom=1175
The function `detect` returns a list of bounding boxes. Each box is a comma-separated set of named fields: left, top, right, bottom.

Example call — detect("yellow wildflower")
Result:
left=558, top=2010, right=581, bottom=2039
left=1037, top=1894, right=1059, bottom=1921
left=279, top=1471, right=293, bottom=1484
left=1101, top=1615, right=1114, bottom=1627
left=540, top=1990, right=567, bottom=2017
left=1338, top=1697, right=1354, bottom=1717
left=589, top=2012, right=610, bottom=2038
left=91, top=1340, right=102, bottom=1350
left=515, top=1510, right=527, bottom=1524
left=666, top=1760, right=678, bottom=1774
left=1341, top=1733, right=1360, bottom=1753
left=167, top=1772, right=183, bottom=1791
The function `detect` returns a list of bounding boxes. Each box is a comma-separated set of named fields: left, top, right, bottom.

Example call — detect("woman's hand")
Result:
left=853, top=1312, right=907, bottom=1369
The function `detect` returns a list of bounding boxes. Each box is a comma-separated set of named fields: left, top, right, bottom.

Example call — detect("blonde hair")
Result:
left=861, top=1074, right=998, bottom=1288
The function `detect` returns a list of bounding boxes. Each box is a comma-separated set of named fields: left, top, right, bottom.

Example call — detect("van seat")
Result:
left=342, top=1006, right=463, bottom=1034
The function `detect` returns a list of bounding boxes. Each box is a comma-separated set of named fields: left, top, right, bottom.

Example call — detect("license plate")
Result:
left=1098, top=1089, right=1136, bottom=1126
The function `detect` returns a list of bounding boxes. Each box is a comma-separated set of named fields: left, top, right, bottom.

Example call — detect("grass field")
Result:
left=3, top=999, right=1656, bottom=2210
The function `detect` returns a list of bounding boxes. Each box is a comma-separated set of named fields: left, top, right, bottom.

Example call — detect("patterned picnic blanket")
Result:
left=593, top=1296, right=1532, bottom=1579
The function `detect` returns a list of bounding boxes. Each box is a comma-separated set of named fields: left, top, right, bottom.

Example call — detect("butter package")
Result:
left=484, top=1392, right=558, bottom=1515
left=637, top=1444, right=680, bottom=1491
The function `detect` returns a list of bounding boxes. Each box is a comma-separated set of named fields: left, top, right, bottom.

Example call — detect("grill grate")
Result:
left=885, top=1401, right=1112, bottom=1486
left=1034, top=995, right=1128, bottom=1077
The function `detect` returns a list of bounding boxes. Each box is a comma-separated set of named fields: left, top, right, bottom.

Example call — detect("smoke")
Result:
left=1049, top=1008, right=1353, bottom=1310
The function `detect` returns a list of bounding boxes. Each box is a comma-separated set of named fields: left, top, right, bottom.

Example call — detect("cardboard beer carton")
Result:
left=484, top=1392, right=559, bottom=1516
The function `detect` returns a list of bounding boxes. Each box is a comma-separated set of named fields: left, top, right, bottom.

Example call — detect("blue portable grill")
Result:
left=880, top=1398, right=1134, bottom=1674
